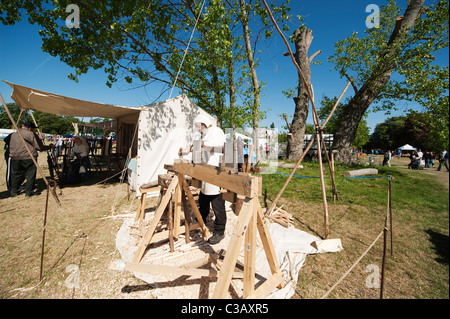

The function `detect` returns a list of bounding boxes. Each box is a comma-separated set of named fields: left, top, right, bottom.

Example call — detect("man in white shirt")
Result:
left=190, top=114, right=227, bottom=245
left=416, top=149, right=423, bottom=162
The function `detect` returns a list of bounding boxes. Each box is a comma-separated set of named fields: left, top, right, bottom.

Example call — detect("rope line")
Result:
left=273, top=172, right=391, bottom=180
left=169, top=0, right=207, bottom=98
left=320, top=230, right=384, bottom=299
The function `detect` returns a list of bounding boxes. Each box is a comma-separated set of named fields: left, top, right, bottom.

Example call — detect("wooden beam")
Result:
left=133, top=175, right=179, bottom=263
left=174, top=182, right=182, bottom=238
left=179, top=175, right=211, bottom=239
left=245, top=271, right=283, bottom=299
left=170, top=161, right=260, bottom=197
left=255, top=201, right=283, bottom=284
left=212, top=198, right=255, bottom=298
left=243, top=206, right=257, bottom=297
left=149, top=222, right=201, bottom=244
left=124, top=262, right=245, bottom=279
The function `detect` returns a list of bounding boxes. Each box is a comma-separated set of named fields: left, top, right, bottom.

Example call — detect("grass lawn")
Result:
left=0, top=139, right=448, bottom=299
left=259, top=156, right=449, bottom=298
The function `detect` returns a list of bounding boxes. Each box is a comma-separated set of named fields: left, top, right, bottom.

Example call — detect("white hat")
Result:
left=193, top=114, right=212, bottom=128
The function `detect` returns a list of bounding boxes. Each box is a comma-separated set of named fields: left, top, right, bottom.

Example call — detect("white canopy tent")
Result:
left=398, top=144, right=417, bottom=151
left=3, top=81, right=215, bottom=196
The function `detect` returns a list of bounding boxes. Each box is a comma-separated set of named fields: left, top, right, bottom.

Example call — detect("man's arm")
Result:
left=32, top=132, right=54, bottom=152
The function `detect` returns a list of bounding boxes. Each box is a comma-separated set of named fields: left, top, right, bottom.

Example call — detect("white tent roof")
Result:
left=398, top=144, right=417, bottom=151
left=3, top=81, right=141, bottom=119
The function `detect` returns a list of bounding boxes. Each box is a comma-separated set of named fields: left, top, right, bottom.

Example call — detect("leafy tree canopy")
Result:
left=328, top=0, right=449, bottom=115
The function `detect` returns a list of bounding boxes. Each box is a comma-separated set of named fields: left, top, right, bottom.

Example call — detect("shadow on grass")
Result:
left=425, top=229, right=449, bottom=265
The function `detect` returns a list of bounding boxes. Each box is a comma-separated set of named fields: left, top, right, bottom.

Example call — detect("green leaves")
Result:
left=1, top=0, right=293, bottom=128
left=329, top=0, right=449, bottom=116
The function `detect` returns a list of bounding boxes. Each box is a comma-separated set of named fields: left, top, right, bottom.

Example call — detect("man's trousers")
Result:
left=10, top=159, right=36, bottom=196
left=198, top=192, right=226, bottom=236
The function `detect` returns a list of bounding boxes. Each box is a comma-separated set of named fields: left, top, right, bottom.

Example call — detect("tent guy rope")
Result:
left=169, top=0, right=207, bottom=99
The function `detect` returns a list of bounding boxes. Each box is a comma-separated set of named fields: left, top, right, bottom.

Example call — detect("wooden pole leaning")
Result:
left=130, top=160, right=283, bottom=299
left=267, top=81, right=350, bottom=215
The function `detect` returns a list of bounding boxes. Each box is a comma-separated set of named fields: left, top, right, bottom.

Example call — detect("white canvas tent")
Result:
left=134, top=95, right=215, bottom=194
left=398, top=144, right=417, bottom=151
left=3, top=81, right=215, bottom=196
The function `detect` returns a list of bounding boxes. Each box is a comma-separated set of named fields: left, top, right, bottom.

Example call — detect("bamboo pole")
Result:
left=331, top=150, right=339, bottom=201
left=267, top=82, right=350, bottom=215
left=246, top=144, right=254, bottom=173
left=261, top=0, right=354, bottom=239
left=389, top=175, right=393, bottom=256
left=40, top=182, right=50, bottom=280
left=309, top=84, right=330, bottom=238
left=168, top=189, right=175, bottom=253
left=380, top=215, right=388, bottom=299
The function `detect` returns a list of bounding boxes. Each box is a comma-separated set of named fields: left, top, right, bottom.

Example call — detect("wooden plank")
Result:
left=245, top=271, right=283, bottom=299
left=255, top=201, right=282, bottom=282
left=133, top=175, right=179, bottom=263
left=171, top=161, right=259, bottom=197
left=168, top=190, right=174, bottom=253
left=181, top=185, right=191, bottom=244
left=174, top=182, right=182, bottom=238
left=179, top=175, right=211, bottom=239
left=149, top=222, right=201, bottom=244
left=243, top=207, right=257, bottom=298
left=124, top=262, right=244, bottom=279
left=212, top=198, right=254, bottom=298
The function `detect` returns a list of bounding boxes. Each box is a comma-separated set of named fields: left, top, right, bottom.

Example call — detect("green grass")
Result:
left=257, top=158, right=449, bottom=299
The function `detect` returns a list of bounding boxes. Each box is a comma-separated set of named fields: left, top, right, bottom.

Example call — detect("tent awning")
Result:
left=3, top=81, right=141, bottom=119
left=398, top=144, right=417, bottom=151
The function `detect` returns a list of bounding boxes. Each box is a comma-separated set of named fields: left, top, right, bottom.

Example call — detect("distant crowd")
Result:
left=359, top=148, right=449, bottom=172
left=402, top=148, right=449, bottom=171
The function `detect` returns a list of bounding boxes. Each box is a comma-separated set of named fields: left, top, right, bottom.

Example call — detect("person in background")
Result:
left=66, top=136, right=91, bottom=183
left=416, top=149, right=423, bottom=164
left=3, top=132, right=15, bottom=190
left=383, top=150, right=391, bottom=167
left=437, top=148, right=449, bottom=172
left=8, top=121, right=54, bottom=197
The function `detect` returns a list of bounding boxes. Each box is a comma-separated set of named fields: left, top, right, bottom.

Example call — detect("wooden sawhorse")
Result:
left=126, top=160, right=284, bottom=299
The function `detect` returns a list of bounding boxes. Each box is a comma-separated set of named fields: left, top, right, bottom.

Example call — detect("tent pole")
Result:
left=16, top=108, right=24, bottom=124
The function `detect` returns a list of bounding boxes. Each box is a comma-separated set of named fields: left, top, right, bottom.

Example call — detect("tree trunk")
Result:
left=239, top=0, right=260, bottom=161
left=287, top=28, right=314, bottom=161
left=332, top=0, right=425, bottom=163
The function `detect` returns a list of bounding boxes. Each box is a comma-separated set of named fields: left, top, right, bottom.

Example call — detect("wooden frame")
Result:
left=129, top=161, right=283, bottom=299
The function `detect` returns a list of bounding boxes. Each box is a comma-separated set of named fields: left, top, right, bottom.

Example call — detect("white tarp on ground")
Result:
left=115, top=203, right=343, bottom=299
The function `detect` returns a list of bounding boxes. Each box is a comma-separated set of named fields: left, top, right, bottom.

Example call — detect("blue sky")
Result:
left=0, top=0, right=448, bottom=133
